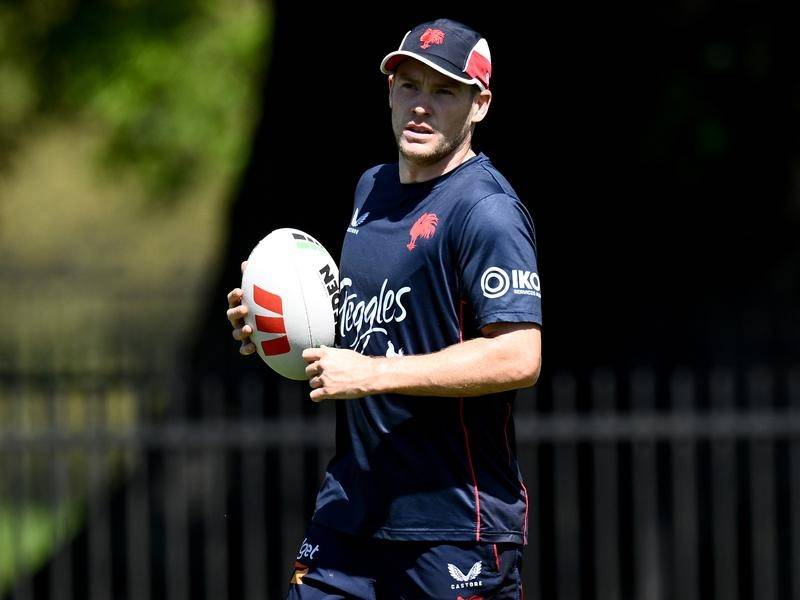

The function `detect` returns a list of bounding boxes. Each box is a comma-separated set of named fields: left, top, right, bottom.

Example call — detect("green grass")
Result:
left=0, top=502, right=82, bottom=596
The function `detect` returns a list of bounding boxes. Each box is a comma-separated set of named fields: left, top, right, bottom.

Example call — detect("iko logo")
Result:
left=480, top=267, right=541, bottom=299
left=448, top=561, right=483, bottom=590
left=407, top=212, right=439, bottom=251
left=347, top=207, right=369, bottom=234
left=339, top=278, right=411, bottom=353
left=253, top=285, right=290, bottom=356
left=480, top=267, right=510, bottom=299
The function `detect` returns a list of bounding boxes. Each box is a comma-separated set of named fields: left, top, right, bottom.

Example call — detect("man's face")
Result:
left=388, top=59, right=488, bottom=166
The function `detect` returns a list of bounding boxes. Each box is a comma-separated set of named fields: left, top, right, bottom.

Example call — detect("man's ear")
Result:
left=387, top=74, right=394, bottom=108
left=471, top=89, right=492, bottom=124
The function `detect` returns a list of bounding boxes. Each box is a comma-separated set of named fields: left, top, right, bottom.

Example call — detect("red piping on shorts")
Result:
left=458, top=299, right=481, bottom=541
left=493, top=543, right=501, bottom=571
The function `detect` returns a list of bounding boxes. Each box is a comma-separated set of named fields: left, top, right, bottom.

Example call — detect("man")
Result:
left=227, top=18, right=542, bottom=599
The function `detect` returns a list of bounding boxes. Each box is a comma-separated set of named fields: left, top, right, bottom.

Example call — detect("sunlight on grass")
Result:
left=0, top=502, right=82, bottom=596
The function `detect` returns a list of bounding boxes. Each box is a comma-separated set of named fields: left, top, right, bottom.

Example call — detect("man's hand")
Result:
left=226, top=261, right=256, bottom=356
left=302, top=346, right=379, bottom=402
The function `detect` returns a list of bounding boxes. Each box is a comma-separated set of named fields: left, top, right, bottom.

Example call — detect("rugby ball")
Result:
left=241, top=228, right=340, bottom=380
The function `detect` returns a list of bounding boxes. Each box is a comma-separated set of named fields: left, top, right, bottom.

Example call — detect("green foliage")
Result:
left=0, top=0, right=270, bottom=201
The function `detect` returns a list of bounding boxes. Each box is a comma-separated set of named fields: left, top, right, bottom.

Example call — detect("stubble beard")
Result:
left=395, top=122, right=473, bottom=167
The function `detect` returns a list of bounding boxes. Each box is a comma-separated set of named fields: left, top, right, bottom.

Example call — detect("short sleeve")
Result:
left=456, top=193, right=542, bottom=329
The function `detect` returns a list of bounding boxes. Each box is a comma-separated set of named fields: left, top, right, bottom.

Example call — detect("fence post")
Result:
left=592, top=368, right=619, bottom=600
left=10, top=380, right=33, bottom=600
left=748, top=367, right=777, bottom=600
left=669, top=368, right=698, bottom=600
left=789, top=366, right=800, bottom=600
left=240, top=374, right=268, bottom=600
left=631, top=367, right=662, bottom=600
left=88, top=382, right=112, bottom=600
left=164, top=377, right=190, bottom=600
left=125, top=375, right=152, bottom=600
left=201, top=376, right=229, bottom=600
left=553, top=371, right=581, bottom=600
left=48, top=377, right=73, bottom=600
left=709, top=367, right=738, bottom=600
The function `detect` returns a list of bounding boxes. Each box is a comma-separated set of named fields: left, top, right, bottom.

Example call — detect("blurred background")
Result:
left=1, top=1, right=799, bottom=599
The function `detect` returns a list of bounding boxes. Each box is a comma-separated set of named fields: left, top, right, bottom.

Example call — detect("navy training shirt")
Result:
left=311, top=153, right=542, bottom=544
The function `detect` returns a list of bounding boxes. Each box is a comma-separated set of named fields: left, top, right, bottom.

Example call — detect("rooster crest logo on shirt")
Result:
left=419, top=28, right=445, bottom=49
left=407, top=212, right=439, bottom=251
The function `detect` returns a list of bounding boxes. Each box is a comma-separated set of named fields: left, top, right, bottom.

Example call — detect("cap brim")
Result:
left=379, top=51, right=486, bottom=90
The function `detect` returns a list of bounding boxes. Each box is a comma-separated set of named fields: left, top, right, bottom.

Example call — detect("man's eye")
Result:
left=401, top=82, right=415, bottom=90
left=437, top=89, right=454, bottom=95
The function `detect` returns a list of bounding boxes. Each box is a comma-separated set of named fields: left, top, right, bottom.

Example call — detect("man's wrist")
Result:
left=369, top=355, right=394, bottom=395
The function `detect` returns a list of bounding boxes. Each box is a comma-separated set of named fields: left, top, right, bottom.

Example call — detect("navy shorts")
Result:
left=286, top=522, right=524, bottom=600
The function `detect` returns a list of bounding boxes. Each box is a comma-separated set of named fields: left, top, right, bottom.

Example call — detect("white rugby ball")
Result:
left=241, top=228, right=340, bottom=380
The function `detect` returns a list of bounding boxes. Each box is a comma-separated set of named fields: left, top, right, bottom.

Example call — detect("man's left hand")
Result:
left=302, top=346, right=380, bottom=402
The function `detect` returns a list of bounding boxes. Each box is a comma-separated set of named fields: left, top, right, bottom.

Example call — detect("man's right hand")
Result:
left=227, top=260, right=256, bottom=356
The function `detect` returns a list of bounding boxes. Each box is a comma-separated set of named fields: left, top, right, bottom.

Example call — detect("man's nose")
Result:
left=412, top=103, right=430, bottom=115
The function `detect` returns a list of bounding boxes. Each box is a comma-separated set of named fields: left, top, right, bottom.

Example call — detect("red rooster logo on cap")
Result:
left=407, top=212, right=439, bottom=251
left=419, top=28, right=445, bottom=49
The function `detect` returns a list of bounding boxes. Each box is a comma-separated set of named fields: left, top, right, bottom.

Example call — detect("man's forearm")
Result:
left=371, top=327, right=540, bottom=397
left=302, top=325, right=540, bottom=401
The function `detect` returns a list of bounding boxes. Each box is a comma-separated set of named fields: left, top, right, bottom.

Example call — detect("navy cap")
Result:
left=380, top=18, right=492, bottom=90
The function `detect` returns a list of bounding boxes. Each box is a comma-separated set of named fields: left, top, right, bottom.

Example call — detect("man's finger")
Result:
left=241, top=260, right=248, bottom=274
left=302, top=347, right=324, bottom=362
left=310, top=388, right=327, bottom=402
left=226, top=305, right=248, bottom=324
left=305, top=361, right=322, bottom=377
left=240, top=342, right=256, bottom=355
left=227, top=288, right=243, bottom=308
left=232, top=325, right=253, bottom=341
left=309, top=376, right=323, bottom=389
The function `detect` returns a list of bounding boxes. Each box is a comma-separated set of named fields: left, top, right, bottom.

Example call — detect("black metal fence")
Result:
left=1, top=365, right=799, bottom=599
